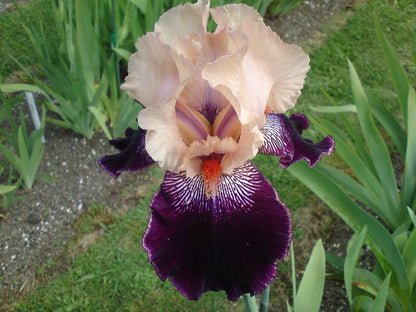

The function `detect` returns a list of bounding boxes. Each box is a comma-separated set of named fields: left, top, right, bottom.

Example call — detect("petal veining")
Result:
left=143, top=161, right=292, bottom=301
left=259, top=113, right=335, bottom=168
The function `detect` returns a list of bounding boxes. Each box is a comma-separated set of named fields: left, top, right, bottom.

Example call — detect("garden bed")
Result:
left=0, top=0, right=396, bottom=310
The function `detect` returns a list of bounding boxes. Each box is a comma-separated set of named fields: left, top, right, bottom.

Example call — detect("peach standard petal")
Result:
left=138, top=98, right=188, bottom=173
left=155, top=0, right=210, bottom=45
left=206, top=4, right=309, bottom=116
left=121, top=33, right=193, bottom=107
left=211, top=3, right=264, bottom=32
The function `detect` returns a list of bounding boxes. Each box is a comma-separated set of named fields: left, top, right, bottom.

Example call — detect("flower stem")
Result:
left=259, top=284, right=270, bottom=312
left=111, top=0, right=120, bottom=97
left=290, top=241, right=297, bottom=302
left=243, top=294, right=259, bottom=312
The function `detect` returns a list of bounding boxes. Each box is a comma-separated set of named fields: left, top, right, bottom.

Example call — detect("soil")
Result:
left=1, top=0, right=355, bottom=311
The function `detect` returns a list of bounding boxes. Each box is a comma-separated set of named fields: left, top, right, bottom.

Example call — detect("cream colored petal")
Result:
left=180, top=136, right=239, bottom=177
left=221, top=122, right=264, bottom=175
left=155, top=0, right=209, bottom=45
left=202, top=42, right=265, bottom=127
left=210, top=3, right=263, bottom=33
left=240, top=21, right=310, bottom=113
left=178, top=31, right=247, bottom=116
left=138, top=99, right=187, bottom=173
left=172, top=35, right=202, bottom=65
left=121, top=33, right=193, bottom=107
left=203, top=21, right=309, bottom=125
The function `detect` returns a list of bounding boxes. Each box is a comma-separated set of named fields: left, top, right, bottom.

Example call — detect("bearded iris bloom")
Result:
left=99, top=0, right=334, bottom=302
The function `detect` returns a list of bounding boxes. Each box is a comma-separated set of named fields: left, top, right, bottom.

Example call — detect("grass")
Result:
left=3, top=0, right=416, bottom=310
left=0, top=0, right=58, bottom=80
left=300, top=0, right=416, bottom=111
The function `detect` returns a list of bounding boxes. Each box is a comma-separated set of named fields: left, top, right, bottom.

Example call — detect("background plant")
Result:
left=287, top=240, right=326, bottom=312
left=288, top=22, right=416, bottom=311
left=0, top=91, right=45, bottom=190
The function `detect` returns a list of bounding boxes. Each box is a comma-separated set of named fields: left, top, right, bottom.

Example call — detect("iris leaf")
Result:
left=310, top=104, right=357, bottom=114
left=345, top=227, right=367, bottom=305
left=288, top=161, right=409, bottom=292
left=375, top=18, right=409, bottom=126
left=370, top=273, right=391, bottom=312
left=293, top=239, right=325, bottom=312
left=348, top=60, right=403, bottom=223
left=402, top=87, right=416, bottom=210
left=402, top=229, right=416, bottom=290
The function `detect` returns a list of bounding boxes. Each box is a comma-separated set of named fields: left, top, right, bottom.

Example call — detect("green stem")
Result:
left=259, top=284, right=270, bottom=312
left=243, top=294, right=259, bottom=312
left=290, top=242, right=296, bottom=303
left=111, top=0, right=120, bottom=97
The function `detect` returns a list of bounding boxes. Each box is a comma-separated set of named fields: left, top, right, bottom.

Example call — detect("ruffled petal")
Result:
left=98, top=128, right=154, bottom=178
left=121, top=32, right=193, bottom=107
left=203, top=15, right=309, bottom=122
left=155, top=0, right=209, bottom=45
left=177, top=30, right=248, bottom=123
left=138, top=98, right=188, bottom=173
left=210, top=3, right=264, bottom=33
left=143, top=161, right=292, bottom=301
left=259, top=113, right=335, bottom=168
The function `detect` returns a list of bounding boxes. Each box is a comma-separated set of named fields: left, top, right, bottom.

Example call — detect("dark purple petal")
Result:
left=143, top=162, right=292, bottom=301
left=259, top=113, right=334, bottom=168
left=98, top=127, right=154, bottom=178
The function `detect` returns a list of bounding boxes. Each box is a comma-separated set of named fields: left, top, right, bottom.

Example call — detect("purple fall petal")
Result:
left=259, top=113, right=334, bottom=168
left=98, top=127, right=154, bottom=178
left=143, top=161, right=292, bottom=301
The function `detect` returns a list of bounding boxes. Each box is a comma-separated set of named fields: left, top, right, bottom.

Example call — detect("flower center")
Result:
left=176, top=102, right=242, bottom=184
left=176, top=102, right=241, bottom=145
left=201, top=156, right=223, bottom=197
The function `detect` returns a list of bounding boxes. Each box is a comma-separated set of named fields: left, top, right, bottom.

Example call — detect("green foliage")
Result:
left=288, top=26, right=416, bottom=311
left=287, top=240, right=325, bottom=312
left=0, top=0, right=57, bottom=77
left=0, top=92, right=45, bottom=190
left=268, top=0, right=303, bottom=17
left=301, top=0, right=416, bottom=111
left=0, top=161, right=24, bottom=211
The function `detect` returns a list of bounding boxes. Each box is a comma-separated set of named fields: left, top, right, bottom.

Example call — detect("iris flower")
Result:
left=99, top=0, right=334, bottom=302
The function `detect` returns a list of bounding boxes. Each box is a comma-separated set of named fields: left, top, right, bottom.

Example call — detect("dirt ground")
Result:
left=1, top=0, right=355, bottom=310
